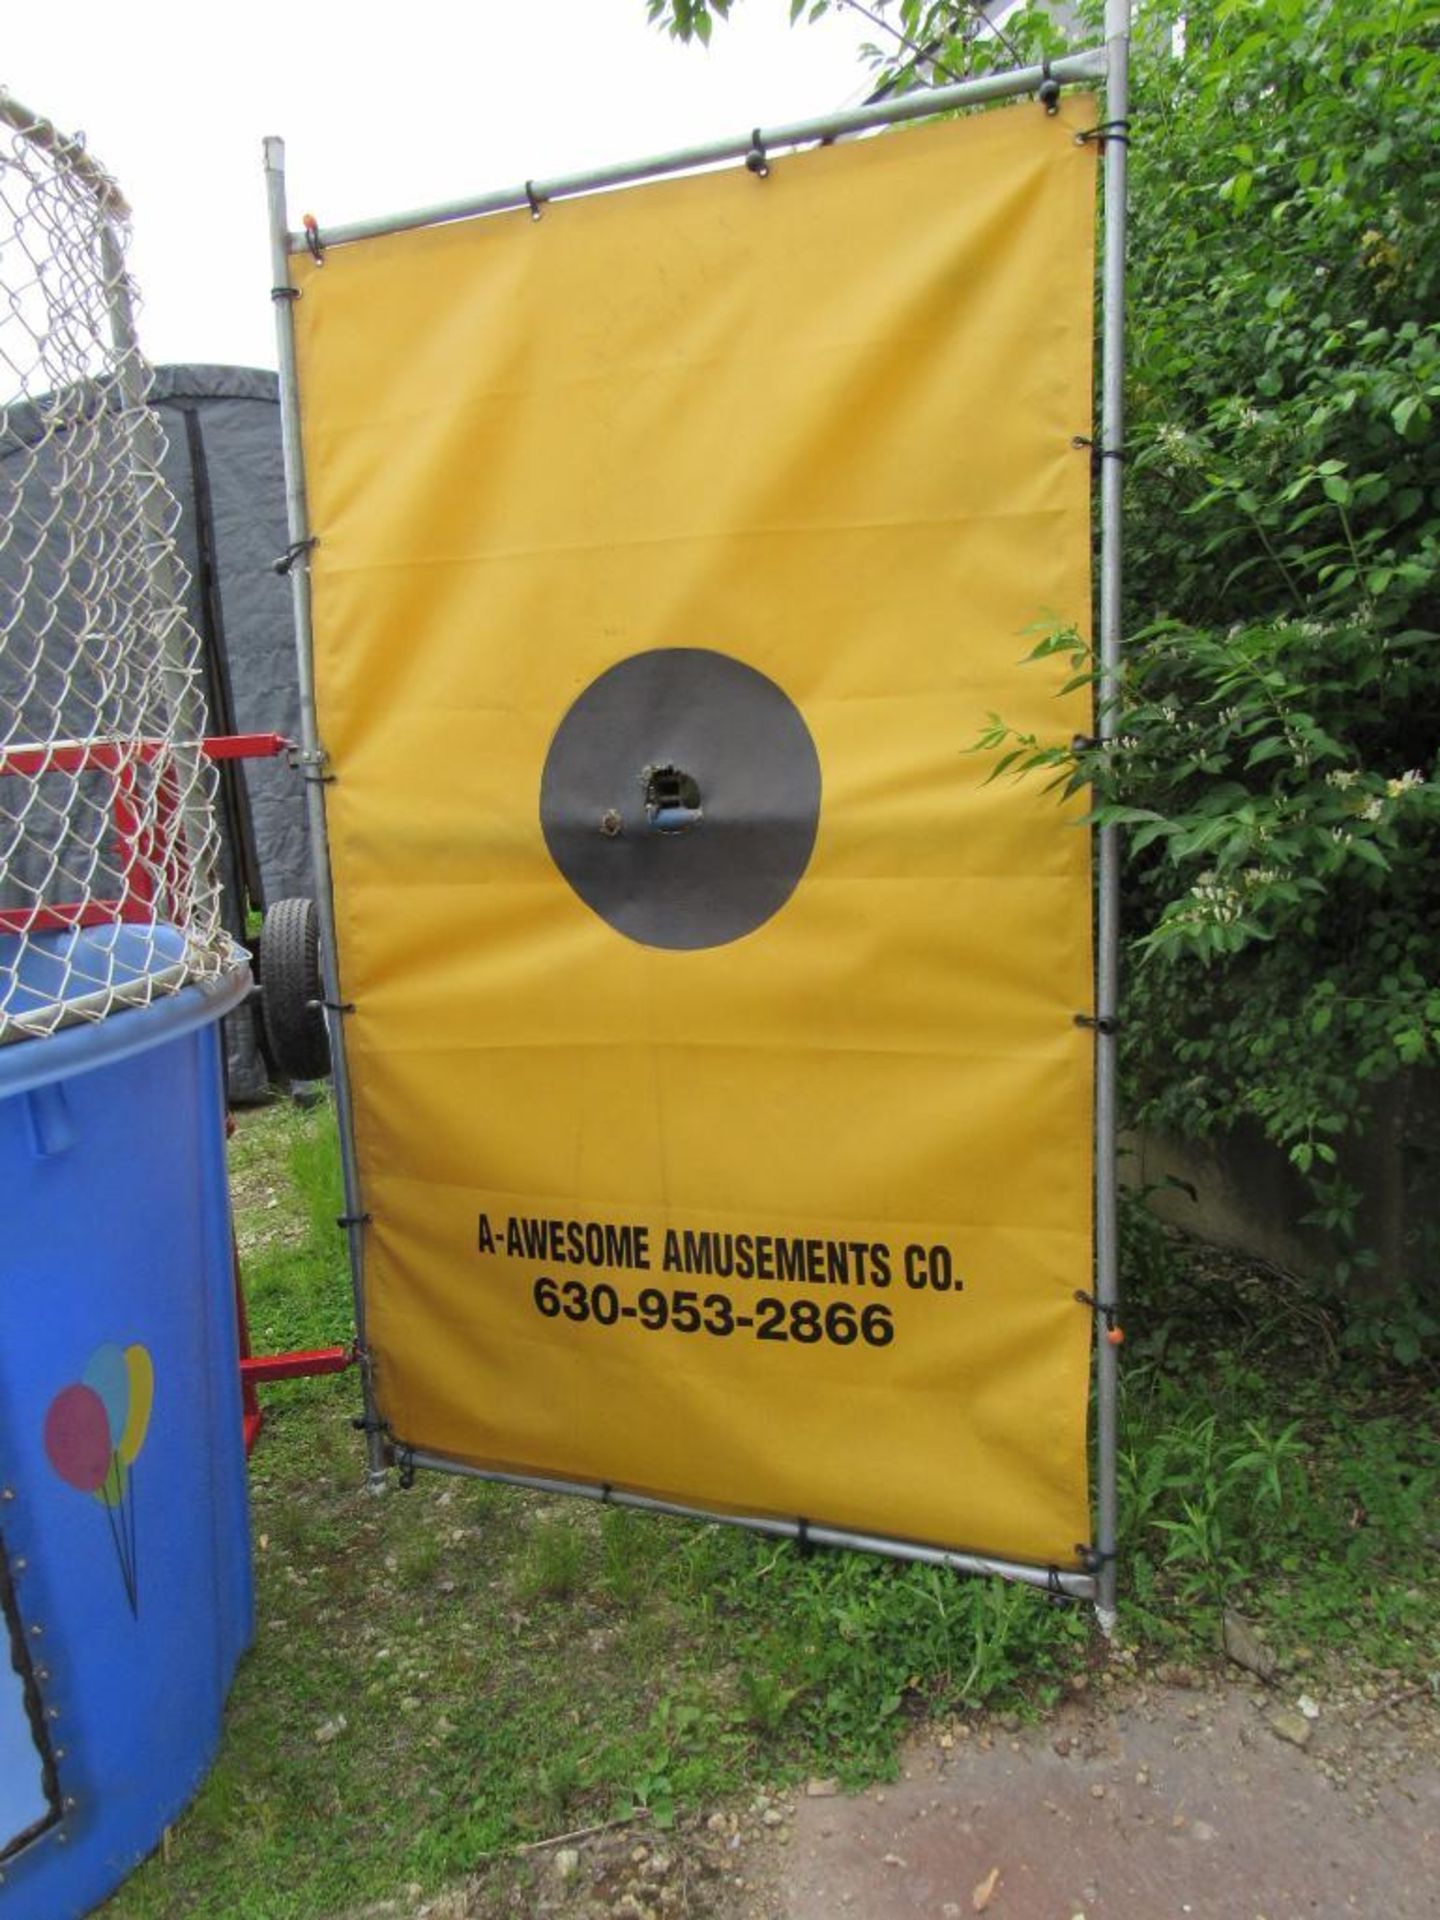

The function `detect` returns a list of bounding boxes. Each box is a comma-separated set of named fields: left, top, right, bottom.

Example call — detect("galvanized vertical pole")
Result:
left=263, top=136, right=388, bottom=1492
left=1093, top=0, right=1131, bottom=1631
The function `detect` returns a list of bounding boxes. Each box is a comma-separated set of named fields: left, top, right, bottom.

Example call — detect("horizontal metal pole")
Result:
left=239, top=1346, right=353, bottom=1384
left=402, top=1447, right=1096, bottom=1600
left=299, top=48, right=1106, bottom=253
left=0, top=731, right=287, bottom=778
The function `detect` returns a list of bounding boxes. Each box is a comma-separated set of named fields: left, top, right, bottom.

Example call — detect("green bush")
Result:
left=972, top=1, right=1440, bottom=1349
left=1109, top=0, right=1440, bottom=1134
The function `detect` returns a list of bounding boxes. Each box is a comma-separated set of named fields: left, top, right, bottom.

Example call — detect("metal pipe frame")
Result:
left=290, top=48, right=1106, bottom=254
left=264, top=136, right=388, bottom=1491
left=405, top=1448, right=1097, bottom=1602
left=1092, top=0, right=1131, bottom=1631
left=0, top=89, right=129, bottom=217
left=264, top=30, right=1129, bottom=1604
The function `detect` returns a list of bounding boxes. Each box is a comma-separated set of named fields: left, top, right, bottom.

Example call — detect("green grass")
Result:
left=225, top=1102, right=353, bottom=1354
left=1114, top=1206, right=1440, bottom=1668
left=100, top=1103, right=1440, bottom=1918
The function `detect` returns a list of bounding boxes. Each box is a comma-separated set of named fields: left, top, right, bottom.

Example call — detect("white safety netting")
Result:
left=0, top=91, right=235, bottom=1044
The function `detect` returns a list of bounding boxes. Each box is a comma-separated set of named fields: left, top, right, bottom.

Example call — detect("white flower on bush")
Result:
left=1188, top=876, right=1242, bottom=922
left=1326, top=769, right=1360, bottom=790
left=1154, top=423, right=1201, bottom=470
left=1386, top=769, right=1423, bottom=797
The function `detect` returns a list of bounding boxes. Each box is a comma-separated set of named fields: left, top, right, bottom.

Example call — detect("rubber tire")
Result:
left=259, top=896, right=331, bottom=1082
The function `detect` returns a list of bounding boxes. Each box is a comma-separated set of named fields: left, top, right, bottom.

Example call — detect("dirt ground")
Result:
left=778, top=1677, right=1440, bottom=1920
left=410, top=1668, right=1439, bottom=1920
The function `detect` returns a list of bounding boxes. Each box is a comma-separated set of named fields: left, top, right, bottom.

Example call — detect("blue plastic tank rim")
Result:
left=0, top=961, right=252, bottom=1102
left=0, top=956, right=190, bottom=1044
left=1, top=923, right=199, bottom=1042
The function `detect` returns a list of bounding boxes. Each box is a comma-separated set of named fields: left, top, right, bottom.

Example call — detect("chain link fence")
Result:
left=0, top=90, right=235, bottom=1044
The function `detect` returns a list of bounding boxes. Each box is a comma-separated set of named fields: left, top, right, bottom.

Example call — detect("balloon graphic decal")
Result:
left=82, top=1344, right=129, bottom=1444
left=44, top=1343, right=154, bottom=1617
left=42, top=1385, right=112, bottom=1495
left=119, top=1345, right=154, bottom=1467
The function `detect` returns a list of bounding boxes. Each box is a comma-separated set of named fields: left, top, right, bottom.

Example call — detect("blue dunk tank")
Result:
left=0, top=88, right=256, bottom=1909
left=0, top=926, right=252, bottom=1918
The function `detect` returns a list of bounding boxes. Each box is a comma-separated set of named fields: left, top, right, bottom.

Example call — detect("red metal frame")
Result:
left=232, top=1246, right=352, bottom=1454
left=0, top=733, right=288, bottom=936
left=220, top=1094, right=355, bottom=1455
left=3, top=733, right=351, bottom=1452
left=241, top=1349, right=353, bottom=1385
left=0, top=731, right=288, bottom=777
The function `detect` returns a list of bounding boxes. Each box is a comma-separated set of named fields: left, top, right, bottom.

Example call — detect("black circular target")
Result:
left=539, top=648, right=822, bottom=951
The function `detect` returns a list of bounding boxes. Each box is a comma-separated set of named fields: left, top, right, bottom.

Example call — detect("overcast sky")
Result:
left=4, top=0, right=878, bottom=371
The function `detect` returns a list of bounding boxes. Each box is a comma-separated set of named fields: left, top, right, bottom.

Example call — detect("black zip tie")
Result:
left=1045, top=1564, right=1069, bottom=1599
left=1077, top=1544, right=1116, bottom=1575
left=302, top=213, right=324, bottom=263
left=337, top=1211, right=372, bottom=1230
left=524, top=180, right=546, bottom=221
left=795, top=1517, right=813, bottom=1556
left=270, top=285, right=300, bottom=304
left=1074, top=1012, right=1120, bottom=1036
left=1071, top=733, right=1098, bottom=754
left=1075, top=119, right=1131, bottom=150
left=309, top=997, right=355, bottom=1015
left=600, top=1482, right=614, bottom=1504
left=1038, top=58, right=1060, bottom=115
left=1076, top=1288, right=1125, bottom=1348
left=350, top=1410, right=390, bottom=1435
left=273, top=536, right=318, bottom=576
left=1072, top=435, right=1126, bottom=481
left=745, top=129, right=769, bottom=179
left=1074, top=1288, right=1120, bottom=1330
left=396, top=1446, right=416, bottom=1491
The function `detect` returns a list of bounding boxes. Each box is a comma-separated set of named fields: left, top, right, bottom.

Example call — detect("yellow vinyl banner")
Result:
left=293, top=98, right=1098, bottom=1570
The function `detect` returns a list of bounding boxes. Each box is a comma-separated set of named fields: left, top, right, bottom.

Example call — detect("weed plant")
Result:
left=1117, top=1196, right=1439, bottom=1661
